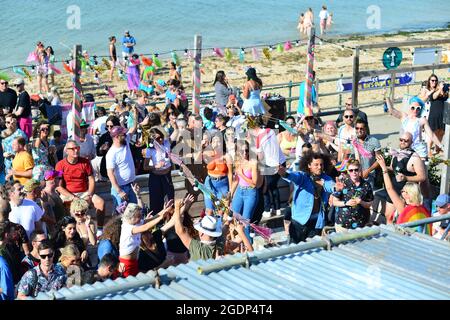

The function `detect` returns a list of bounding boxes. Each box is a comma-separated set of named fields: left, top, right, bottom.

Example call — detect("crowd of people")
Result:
left=0, top=35, right=448, bottom=300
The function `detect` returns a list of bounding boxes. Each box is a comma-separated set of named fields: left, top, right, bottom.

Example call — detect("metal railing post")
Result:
left=339, top=73, right=343, bottom=109
left=288, top=80, right=293, bottom=114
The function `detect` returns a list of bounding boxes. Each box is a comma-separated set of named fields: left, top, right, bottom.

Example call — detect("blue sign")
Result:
left=383, top=47, right=403, bottom=69
left=337, top=72, right=415, bottom=92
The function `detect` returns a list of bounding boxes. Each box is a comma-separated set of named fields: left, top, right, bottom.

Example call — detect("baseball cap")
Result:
left=44, top=170, right=63, bottom=181
left=435, top=194, right=450, bottom=207
left=110, top=126, right=127, bottom=137
left=124, top=30, right=130, bottom=34
left=23, top=179, right=41, bottom=193
left=13, top=78, right=25, bottom=86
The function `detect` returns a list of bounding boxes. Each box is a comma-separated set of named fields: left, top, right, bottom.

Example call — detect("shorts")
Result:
left=119, top=256, right=139, bottom=277
left=60, top=191, right=90, bottom=203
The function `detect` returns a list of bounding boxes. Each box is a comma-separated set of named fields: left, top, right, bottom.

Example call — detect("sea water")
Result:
left=0, top=0, right=449, bottom=68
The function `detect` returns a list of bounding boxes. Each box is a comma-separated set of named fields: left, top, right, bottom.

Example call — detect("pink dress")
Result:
left=127, top=63, right=140, bottom=91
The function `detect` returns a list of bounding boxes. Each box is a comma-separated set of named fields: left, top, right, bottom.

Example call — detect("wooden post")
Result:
left=390, top=72, right=396, bottom=102
left=352, top=47, right=360, bottom=108
left=192, top=35, right=202, bottom=115
left=440, top=123, right=450, bottom=194
left=304, top=27, right=315, bottom=116
left=72, top=45, right=82, bottom=142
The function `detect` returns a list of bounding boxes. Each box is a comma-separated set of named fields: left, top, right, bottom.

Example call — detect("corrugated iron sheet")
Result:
left=34, top=225, right=450, bottom=300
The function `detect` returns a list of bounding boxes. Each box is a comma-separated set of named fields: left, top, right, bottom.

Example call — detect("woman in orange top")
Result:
left=203, top=133, right=233, bottom=215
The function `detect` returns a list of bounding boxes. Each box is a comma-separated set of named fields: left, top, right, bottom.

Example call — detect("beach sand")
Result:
left=26, top=28, right=450, bottom=117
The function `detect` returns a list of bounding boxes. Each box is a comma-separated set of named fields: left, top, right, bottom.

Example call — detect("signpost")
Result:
left=382, top=47, right=403, bottom=69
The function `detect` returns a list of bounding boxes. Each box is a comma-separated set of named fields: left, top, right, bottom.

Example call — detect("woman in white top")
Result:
left=386, top=97, right=443, bottom=159
left=319, top=5, right=329, bottom=36
left=119, top=201, right=172, bottom=277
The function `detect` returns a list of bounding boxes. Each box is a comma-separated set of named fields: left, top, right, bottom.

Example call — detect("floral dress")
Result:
left=334, top=178, right=374, bottom=229
left=32, top=140, right=52, bottom=181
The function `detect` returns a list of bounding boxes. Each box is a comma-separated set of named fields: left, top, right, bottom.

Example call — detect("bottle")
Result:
left=383, top=101, right=388, bottom=113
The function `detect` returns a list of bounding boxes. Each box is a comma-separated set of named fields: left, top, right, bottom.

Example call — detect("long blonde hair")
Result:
left=403, top=182, right=422, bottom=205
left=59, top=244, right=80, bottom=267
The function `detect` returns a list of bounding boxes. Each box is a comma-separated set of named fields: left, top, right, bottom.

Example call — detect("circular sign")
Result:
left=383, top=47, right=403, bottom=69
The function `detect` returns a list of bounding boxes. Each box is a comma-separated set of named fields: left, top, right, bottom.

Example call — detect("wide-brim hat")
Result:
left=149, top=125, right=168, bottom=139
left=194, top=215, right=222, bottom=237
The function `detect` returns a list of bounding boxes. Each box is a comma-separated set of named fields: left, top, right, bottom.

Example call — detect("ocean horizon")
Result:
left=1, top=0, right=449, bottom=69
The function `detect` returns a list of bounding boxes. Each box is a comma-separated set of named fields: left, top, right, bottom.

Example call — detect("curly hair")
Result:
left=299, top=152, right=331, bottom=174
left=70, top=198, right=89, bottom=214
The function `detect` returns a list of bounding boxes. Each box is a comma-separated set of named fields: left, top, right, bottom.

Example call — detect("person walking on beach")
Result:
left=319, top=5, right=329, bottom=36
left=108, top=36, right=117, bottom=82
left=303, top=8, right=314, bottom=36
left=121, top=30, right=136, bottom=61
left=297, top=13, right=305, bottom=37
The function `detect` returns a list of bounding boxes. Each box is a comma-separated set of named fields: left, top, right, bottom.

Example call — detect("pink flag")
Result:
left=26, top=51, right=38, bottom=63
left=284, top=41, right=292, bottom=51
left=251, top=48, right=260, bottom=61
left=48, top=64, right=61, bottom=74
left=213, top=48, right=224, bottom=58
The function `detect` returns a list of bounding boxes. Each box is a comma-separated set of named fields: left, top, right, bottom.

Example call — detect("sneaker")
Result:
left=262, top=211, right=272, bottom=218
left=276, top=209, right=282, bottom=216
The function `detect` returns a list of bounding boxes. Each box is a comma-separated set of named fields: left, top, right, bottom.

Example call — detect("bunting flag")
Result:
left=239, top=49, right=245, bottom=63
left=22, top=68, right=33, bottom=82
left=278, top=119, right=297, bottom=135
left=63, top=62, right=73, bottom=74
left=213, top=47, right=224, bottom=58
left=12, top=66, right=26, bottom=77
left=251, top=47, right=260, bottom=61
left=140, top=55, right=153, bottom=67
left=284, top=41, right=292, bottom=51
left=262, top=47, right=271, bottom=61
left=152, top=54, right=162, bottom=68
left=48, top=64, right=62, bottom=74
left=102, top=58, right=111, bottom=69
left=276, top=43, right=284, bottom=53
left=224, top=48, right=232, bottom=62
left=171, top=51, right=180, bottom=65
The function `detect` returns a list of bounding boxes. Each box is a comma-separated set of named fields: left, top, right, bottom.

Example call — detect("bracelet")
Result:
left=382, top=170, right=388, bottom=174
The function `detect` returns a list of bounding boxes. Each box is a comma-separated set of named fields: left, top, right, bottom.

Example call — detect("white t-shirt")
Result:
left=106, top=136, right=136, bottom=186
left=255, top=128, right=286, bottom=175
left=9, top=199, right=44, bottom=239
left=93, top=115, right=108, bottom=136
left=119, top=220, right=142, bottom=256
left=77, top=134, right=96, bottom=160
left=319, top=10, right=329, bottom=20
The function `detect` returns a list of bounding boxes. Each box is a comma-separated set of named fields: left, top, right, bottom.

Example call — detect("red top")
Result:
left=55, top=157, right=93, bottom=193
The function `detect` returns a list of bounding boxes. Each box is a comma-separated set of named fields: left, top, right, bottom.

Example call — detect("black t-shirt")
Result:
left=0, top=88, right=18, bottom=113
left=15, top=90, right=31, bottom=118
left=165, top=228, right=188, bottom=253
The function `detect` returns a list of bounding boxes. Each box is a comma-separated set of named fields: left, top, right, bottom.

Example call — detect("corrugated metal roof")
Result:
left=34, top=225, right=450, bottom=300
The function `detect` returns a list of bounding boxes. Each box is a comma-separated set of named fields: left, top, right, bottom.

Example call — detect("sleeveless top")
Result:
left=391, top=148, right=415, bottom=193
left=279, top=133, right=297, bottom=153
left=238, top=168, right=253, bottom=187
left=242, top=82, right=265, bottom=115
left=401, top=117, right=427, bottom=158
left=207, top=158, right=228, bottom=176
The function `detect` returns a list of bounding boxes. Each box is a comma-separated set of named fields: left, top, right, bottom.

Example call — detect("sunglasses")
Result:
left=40, top=127, right=49, bottom=132
left=74, top=211, right=86, bottom=217
left=106, top=125, right=114, bottom=128
left=348, top=168, right=359, bottom=173
left=39, top=253, right=54, bottom=260
left=344, top=115, right=354, bottom=119
left=399, top=138, right=409, bottom=143
left=410, top=106, right=421, bottom=111
left=345, top=103, right=352, bottom=106
left=355, top=127, right=365, bottom=130
left=66, top=146, right=80, bottom=151
left=430, top=79, right=437, bottom=82
left=0, top=82, right=7, bottom=85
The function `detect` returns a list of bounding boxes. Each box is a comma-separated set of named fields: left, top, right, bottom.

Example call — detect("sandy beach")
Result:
left=21, top=28, right=450, bottom=117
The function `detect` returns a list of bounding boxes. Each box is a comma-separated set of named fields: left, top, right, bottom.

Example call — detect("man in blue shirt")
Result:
left=121, top=30, right=136, bottom=60
left=279, top=152, right=342, bottom=243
